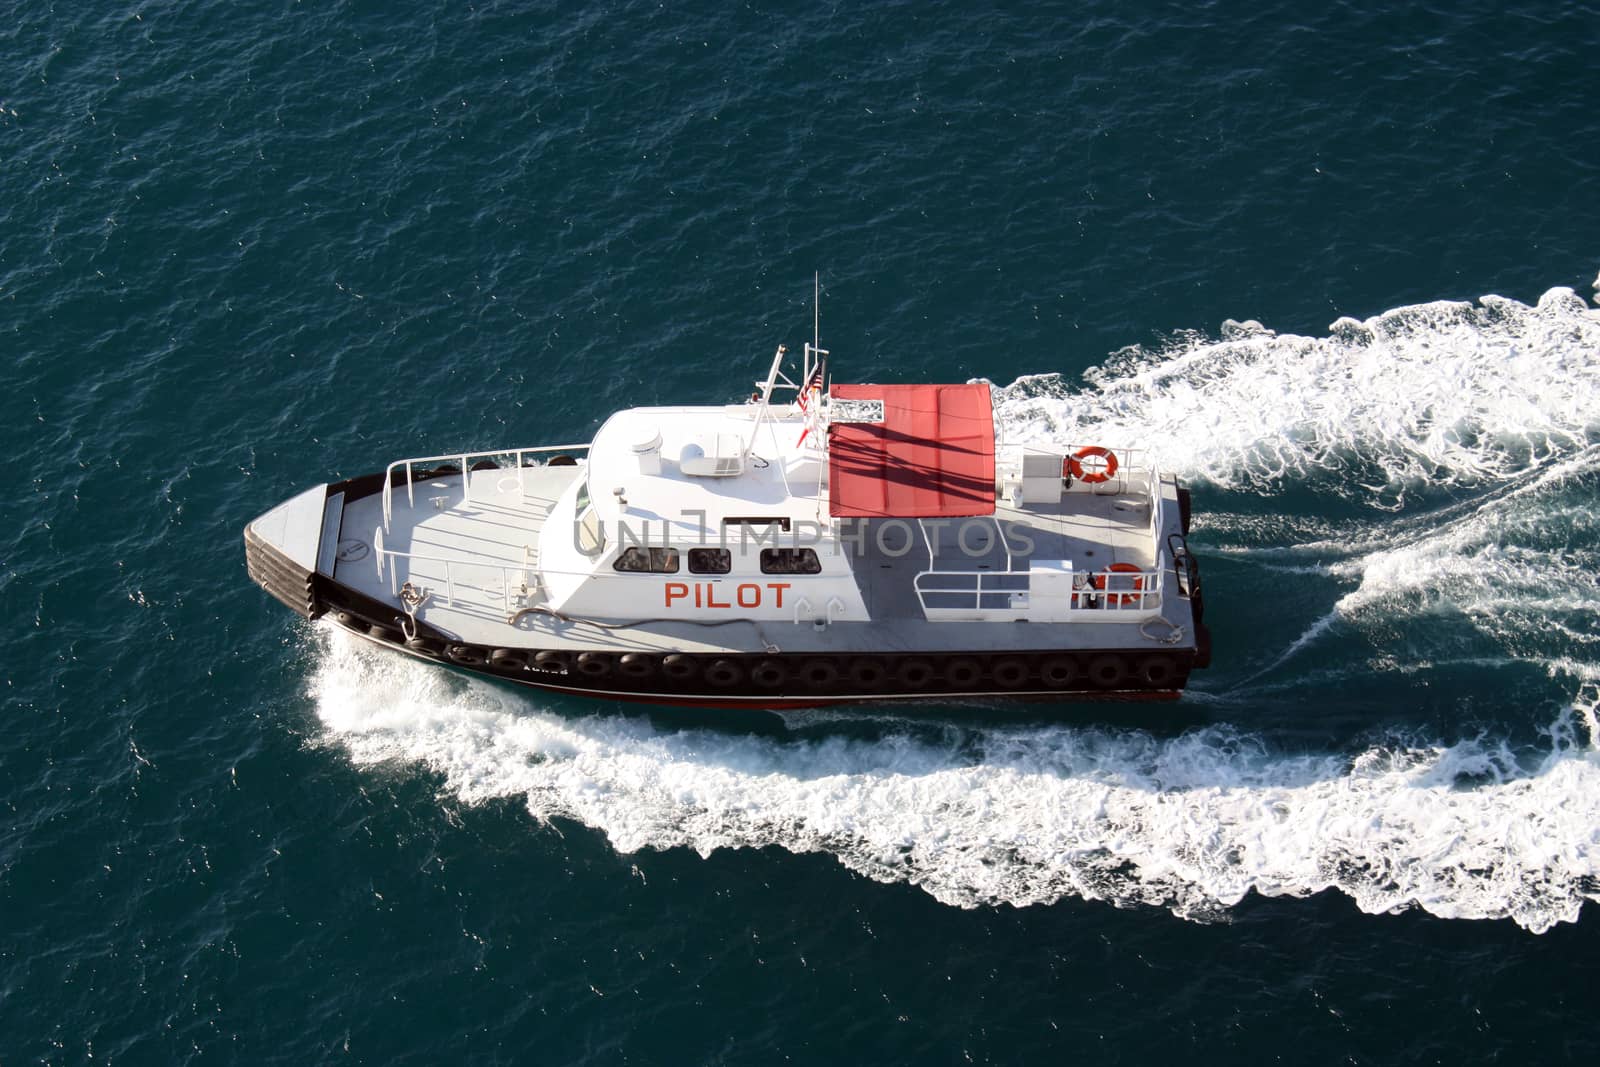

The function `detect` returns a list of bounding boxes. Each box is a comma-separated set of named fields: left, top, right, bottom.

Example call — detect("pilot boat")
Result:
left=245, top=339, right=1209, bottom=707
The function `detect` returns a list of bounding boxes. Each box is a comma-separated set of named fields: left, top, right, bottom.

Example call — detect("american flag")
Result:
left=795, top=363, right=824, bottom=412
left=794, top=363, right=824, bottom=447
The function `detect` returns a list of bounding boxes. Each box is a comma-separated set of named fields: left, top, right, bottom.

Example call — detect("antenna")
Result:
left=813, top=271, right=820, bottom=354
left=807, top=272, right=828, bottom=394
left=795, top=274, right=831, bottom=459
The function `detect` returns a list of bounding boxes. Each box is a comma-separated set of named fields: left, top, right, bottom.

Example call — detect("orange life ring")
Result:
left=1066, top=446, right=1119, bottom=484
left=1092, top=562, right=1145, bottom=606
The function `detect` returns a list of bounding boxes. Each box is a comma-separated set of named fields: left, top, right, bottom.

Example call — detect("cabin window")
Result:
left=760, top=548, right=821, bottom=575
left=688, top=548, right=732, bottom=574
left=613, top=547, right=679, bottom=573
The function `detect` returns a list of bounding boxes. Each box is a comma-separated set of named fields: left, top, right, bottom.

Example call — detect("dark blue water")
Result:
left=6, top=1, right=1600, bottom=1061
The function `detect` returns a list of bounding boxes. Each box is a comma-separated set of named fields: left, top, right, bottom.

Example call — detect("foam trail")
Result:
left=1207, top=445, right=1600, bottom=671
left=1232, top=609, right=1342, bottom=685
left=311, top=626, right=1600, bottom=933
left=1325, top=447, right=1600, bottom=656
left=993, top=286, right=1600, bottom=501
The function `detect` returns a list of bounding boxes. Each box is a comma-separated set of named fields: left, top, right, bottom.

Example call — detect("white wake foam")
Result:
left=1211, top=445, right=1600, bottom=675
left=1333, top=450, right=1600, bottom=621
left=310, top=626, right=1600, bottom=933
left=992, top=286, right=1600, bottom=502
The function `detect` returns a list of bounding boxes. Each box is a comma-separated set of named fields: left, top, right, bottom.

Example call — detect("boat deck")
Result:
left=850, top=490, right=1158, bottom=621
left=335, top=465, right=578, bottom=626
left=331, top=467, right=1189, bottom=656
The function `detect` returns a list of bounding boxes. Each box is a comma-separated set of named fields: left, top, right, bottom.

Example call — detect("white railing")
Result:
left=374, top=540, right=541, bottom=617
left=381, top=444, right=591, bottom=530
left=913, top=558, right=1166, bottom=623
left=992, top=442, right=1159, bottom=509
left=1058, top=443, right=1154, bottom=497
left=912, top=569, right=1030, bottom=620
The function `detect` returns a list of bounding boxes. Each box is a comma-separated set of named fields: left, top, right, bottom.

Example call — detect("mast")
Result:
left=740, top=344, right=787, bottom=467
left=804, top=272, right=829, bottom=396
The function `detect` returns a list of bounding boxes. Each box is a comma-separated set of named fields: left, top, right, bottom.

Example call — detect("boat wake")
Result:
left=311, top=626, right=1599, bottom=934
left=308, top=280, right=1600, bottom=933
left=991, top=283, right=1600, bottom=505
left=1215, top=443, right=1600, bottom=684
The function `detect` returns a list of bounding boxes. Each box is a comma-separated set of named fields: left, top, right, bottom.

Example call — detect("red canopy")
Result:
left=827, top=383, right=996, bottom=518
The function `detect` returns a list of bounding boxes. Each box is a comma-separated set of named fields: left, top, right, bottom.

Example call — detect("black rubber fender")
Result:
left=896, top=658, right=935, bottom=689
left=798, top=660, right=840, bottom=688
left=533, top=650, right=570, bottom=673
left=750, top=659, right=787, bottom=689
left=848, top=658, right=889, bottom=690
left=489, top=648, right=527, bottom=670
left=1087, top=653, right=1127, bottom=689
left=945, top=657, right=982, bottom=689
left=1039, top=655, right=1079, bottom=689
left=661, top=654, right=700, bottom=681
left=1135, top=653, right=1179, bottom=689
left=991, top=657, right=1030, bottom=689
left=705, top=659, right=743, bottom=688
left=618, top=653, right=658, bottom=679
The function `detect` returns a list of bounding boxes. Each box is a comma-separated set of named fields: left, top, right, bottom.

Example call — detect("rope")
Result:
left=1140, top=616, right=1186, bottom=645
left=398, top=582, right=430, bottom=640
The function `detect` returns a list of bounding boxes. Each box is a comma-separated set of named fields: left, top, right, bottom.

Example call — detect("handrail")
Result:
left=1057, top=443, right=1153, bottom=497
left=373, top=543, right=531, bottom=615
left=382, top=443, right=591, bottom=530
left=913, top=560, right=1165, bottom=621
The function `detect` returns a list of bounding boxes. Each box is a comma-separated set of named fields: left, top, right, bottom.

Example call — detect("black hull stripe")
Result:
left=334, top=621, right=1191, bottom=706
